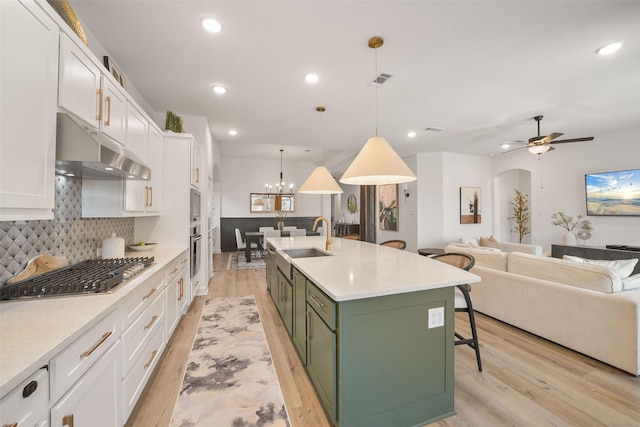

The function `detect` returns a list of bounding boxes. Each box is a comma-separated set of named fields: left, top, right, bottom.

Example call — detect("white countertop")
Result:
left=268, top=236, right=480, bottom=302
left=0, top=247, right=188, bottom=397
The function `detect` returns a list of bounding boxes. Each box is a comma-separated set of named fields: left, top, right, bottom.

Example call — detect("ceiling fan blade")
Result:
left=541, top=132, right=564, bottom=144
left=549, top=136, right=595, bottom=144
left=501, top=145, right=529, bottom=154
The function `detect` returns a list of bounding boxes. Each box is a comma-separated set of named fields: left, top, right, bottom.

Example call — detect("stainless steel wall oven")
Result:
left=190, top=223, right=202, bottom=279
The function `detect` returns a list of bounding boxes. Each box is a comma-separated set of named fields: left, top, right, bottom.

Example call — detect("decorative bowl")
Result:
left=127, top=243, right=157, bottom=252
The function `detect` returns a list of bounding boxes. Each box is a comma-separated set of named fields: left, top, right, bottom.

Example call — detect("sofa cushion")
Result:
left=495, top=241, right=543, bottom=256
left=622, top=273, right=640, bottom=291
left=563, top=255, right=638, bottom=279
left=508, top=252, right=622, bottom=293
left=445, top=244, right=507, bottom=271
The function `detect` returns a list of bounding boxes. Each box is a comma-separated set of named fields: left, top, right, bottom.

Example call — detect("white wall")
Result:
left=492, top=125, right=640, bottom=252
left=220, top=156, right=323, bottom=219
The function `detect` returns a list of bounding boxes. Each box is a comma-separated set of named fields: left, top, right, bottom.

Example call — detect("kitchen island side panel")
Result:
left=338, top=286, right=455, bottom=427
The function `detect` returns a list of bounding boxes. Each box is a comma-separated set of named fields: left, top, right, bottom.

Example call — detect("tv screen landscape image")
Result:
left=585, top=168, right=640, bottom=216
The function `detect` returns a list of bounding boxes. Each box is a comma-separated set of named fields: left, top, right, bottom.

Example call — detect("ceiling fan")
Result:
left=506, top=115, right=595, bottom=154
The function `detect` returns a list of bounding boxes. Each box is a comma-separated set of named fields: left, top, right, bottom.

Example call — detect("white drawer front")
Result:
left=122, top=325, right=165, bottom=419
left=0, top=367, right=49, bottom=427
left=121, top=290, right=165, bottom=377
left=122, top=270, right=165, bottom=330
left=50, top=309, right=120, bottom=403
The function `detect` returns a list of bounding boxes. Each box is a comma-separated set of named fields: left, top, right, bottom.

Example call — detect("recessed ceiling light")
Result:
left=407, top=131, right=416, bottom=138
left=596, top=42, right=622, bottom=55
left=501, top=143, right=510, bottom=149
left=228, top=129, right=237, bottom=136
left=305, top=73, right=319, bottom=84
left=212, top=85, right=226, bottom=94
left=66, top=173, right=75, bottom=177
left=104, top=167, right=114, bottom=171
left=202, top=18, right=222, bottom=33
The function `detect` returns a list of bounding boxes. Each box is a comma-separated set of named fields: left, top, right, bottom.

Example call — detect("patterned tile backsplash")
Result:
left=0, top=176, right=134, bottom=286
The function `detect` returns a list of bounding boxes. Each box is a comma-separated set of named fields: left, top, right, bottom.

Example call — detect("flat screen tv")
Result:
left=585, top=168, right=640, bottom=216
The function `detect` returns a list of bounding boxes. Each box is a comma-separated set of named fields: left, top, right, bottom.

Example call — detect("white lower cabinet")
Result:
left=166, top=251, right=189, bottom=336
left=50, top=341, right=121, bottom=427
left=0, top=367, right=49, bottom=427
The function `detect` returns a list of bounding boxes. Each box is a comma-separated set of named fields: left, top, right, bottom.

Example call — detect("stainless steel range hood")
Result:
left=55, top=113, right=151, bottom=180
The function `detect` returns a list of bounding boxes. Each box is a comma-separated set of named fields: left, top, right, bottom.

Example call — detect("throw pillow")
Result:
left=562, top=255, right=638, bottom=279
left=488, top=235, right=498, bottom=242
left=458, top=237, right=480, bottom=247
left=479, top=236, right=499, bottom=248
left=622, top=273, right=640, bottom=291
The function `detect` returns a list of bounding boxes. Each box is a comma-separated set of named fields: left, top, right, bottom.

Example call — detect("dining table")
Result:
left=243, top=230, right=320, bottom=262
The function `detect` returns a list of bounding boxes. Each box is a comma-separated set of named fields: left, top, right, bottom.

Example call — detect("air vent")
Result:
left=424, top=127, right=444, bottom=132
left=369, top=72, right=394, bottom=87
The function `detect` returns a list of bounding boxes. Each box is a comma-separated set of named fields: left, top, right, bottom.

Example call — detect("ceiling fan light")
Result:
left=528, top=145, right=551, bottom=154
left=340, top=136, right=417, bottom=185
left=298, top=166, right=344, bottom=194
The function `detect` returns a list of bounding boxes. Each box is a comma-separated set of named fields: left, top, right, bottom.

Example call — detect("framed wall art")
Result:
left=379, top=184, right=398, bottom=231
left=103, top=56, right=127, bottom=90
left=460, top=187, right=481, bottom=224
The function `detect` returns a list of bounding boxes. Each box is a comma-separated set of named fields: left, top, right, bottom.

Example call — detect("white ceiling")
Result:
left=69, top=0, right=640, bottom=172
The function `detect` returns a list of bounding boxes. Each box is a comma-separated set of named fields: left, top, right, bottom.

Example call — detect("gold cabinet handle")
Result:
left=80, top=331, right=112, bottom=357
left=62, top=415, right=74, bottom=427
left=144, top=349, right=158, bottom=368
left=178, top=278, right=183, bottom=300
left=96, top=89, right=103, bottom=121
left=149, top=186, right=153, bottom=206
left=143, top=288, right=157, bottom=300
left=181, top=258, right=188, bottom=265
left=144, top=315, right=158, bottom=330
left=105, top=96, right=111, bottom=125
left=309, top=294, right=326, bottom=308
left=196, top=167, right=200, bottom=183
left=170, top=267, right=179, bottom=275
left=4, top=423, right=18, bottom=427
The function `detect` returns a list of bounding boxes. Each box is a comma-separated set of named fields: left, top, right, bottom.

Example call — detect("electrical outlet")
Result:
left=428, top=307, right=445, bottom=329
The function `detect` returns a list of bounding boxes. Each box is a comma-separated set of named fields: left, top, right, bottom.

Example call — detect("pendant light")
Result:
left=275, top=149, right=293, bottom=194
left=298, top=106, right=344, bottom=194
left=340, top=36, right=416, bottom=186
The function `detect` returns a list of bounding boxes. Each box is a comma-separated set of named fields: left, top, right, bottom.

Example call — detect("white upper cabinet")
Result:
left=0, top=0, right=59, bottom=221
left=58, top=34, right=101, bottom=129
left=190, top=138, right=201, bottom=188
left=100, top=76, right=127, bottom=143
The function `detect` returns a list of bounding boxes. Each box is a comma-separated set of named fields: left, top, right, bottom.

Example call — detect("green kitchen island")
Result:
left=265, top=236, right=480, bottom=427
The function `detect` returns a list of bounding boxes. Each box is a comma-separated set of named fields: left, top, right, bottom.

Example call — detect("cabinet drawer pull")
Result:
left=170, top=267, right=179, bottom=275
left=144, top=315, right=158, bottom=330
left=63, top=414, right=74, bottom=427
left=144, top=349, right=158, bottom=368
left=309, top=294, right=326, bottom=308
left=80, top=331, right=112, bottom=357
left=143, top=288, right=157, bottom=300
left=105, top=96, right=111, bottom=125
left=149, top=186, right=153, bottom=206
left=181, top=258, right=188, bottom=265
left=4, top=423, right=18, bottom=427
left=96, top=89, right=103, bottom=121
left=178, top=278, right=184, bottom=300
left=196, top=168, right=200, bottom=183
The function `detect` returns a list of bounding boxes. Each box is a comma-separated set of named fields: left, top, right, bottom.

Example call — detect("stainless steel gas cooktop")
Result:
left=1, top=257, right=155, bottom=300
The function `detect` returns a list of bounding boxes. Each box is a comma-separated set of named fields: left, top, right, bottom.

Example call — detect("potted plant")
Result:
left=509, top=189, right=530, bottom=243
left=550, top=211, right=593, bottom=245
left=275, top=211, right=287, bottom=231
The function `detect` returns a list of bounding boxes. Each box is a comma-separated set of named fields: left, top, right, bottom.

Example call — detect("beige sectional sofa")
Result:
left=444, top=244, right=640, bottom=376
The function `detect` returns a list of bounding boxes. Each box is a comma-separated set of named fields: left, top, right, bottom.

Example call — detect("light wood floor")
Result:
left=126, top=253, right=640, bottom=427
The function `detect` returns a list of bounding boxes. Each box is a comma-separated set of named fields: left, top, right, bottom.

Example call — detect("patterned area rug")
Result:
left=227, top=251, right=266, bottom=270
left=171, top=296, right=289, bottom=427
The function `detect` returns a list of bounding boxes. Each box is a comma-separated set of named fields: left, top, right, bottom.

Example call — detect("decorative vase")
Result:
left=278, top=221, right=284, bottom=232
left=562, top=231, right=577, bottom=246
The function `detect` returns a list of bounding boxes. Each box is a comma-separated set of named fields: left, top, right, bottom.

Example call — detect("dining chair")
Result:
left=380, top=240, right=407, bottom=250
left=289, top=229, right=307, bottom=237
left=429, top=252, right=482, bottom=371
left=259, top=226, right=274, bottom=232
left=261, top=229, right=281, bottom=255
left=235, top=228, right=258, bottom=257
left=282, top=226, right=297, bottom=231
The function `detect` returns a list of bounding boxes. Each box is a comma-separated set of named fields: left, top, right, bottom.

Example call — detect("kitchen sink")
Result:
left=281, top=248, right=332, bottom=258
left=276, top=248, right=332, bottom=281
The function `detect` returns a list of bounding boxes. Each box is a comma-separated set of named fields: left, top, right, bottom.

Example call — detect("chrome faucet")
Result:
left=313, top=216, right=331, bottom=251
